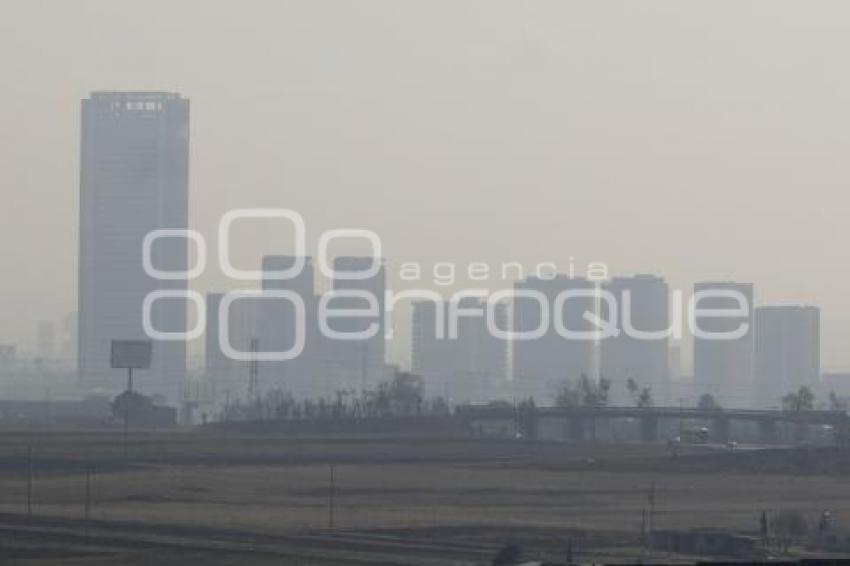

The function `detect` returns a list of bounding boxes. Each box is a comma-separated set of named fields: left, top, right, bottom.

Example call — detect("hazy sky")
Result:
left=2, top=1, right=849, bottom=369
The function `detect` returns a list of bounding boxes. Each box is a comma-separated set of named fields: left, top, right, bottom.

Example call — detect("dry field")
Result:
left=0, top=430, right=846, bottom=563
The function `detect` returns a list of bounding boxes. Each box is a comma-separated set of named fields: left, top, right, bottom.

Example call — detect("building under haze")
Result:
left=599, top=275, right=670, bottom=405
left=325, top=257, right=387, bottom=390
left=205, top=291, right=261, bottom=403
left=411, top=298, right=508, bottom=402
left=77, top=92, right=189, bottom=400
left=754, top=305, right=820, bottom=408
left=257, top=256, right=330, bottom=397
left=693, top=281, right=754, bottom=408
left=512, top=275, right=596, bottom=402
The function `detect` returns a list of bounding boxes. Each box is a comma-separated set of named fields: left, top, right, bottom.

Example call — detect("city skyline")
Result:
left=2, top=2, right=849, bottom=374
left=4, top=5, right=850, bottom=562
left=191, top=245, right=823, bottom=409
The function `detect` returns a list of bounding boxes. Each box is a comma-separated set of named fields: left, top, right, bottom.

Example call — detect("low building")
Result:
left=112, top=391, right=177, bottom=428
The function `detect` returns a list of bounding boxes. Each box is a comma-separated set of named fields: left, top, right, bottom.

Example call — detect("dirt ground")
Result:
left=0, top=430, right=846, bottom=564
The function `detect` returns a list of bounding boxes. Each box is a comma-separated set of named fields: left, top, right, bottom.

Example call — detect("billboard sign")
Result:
left=110, top=340, right=152, bottom=369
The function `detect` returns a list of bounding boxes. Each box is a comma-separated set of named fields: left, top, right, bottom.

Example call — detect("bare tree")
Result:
left=770, top=510, right=808, bottom=554
left=626, top=378, right=639, bottom=405
left=555, top=374, right=611, bottom=408
left=782, top=386, right=815, bottom=412
left=637, top=387, right=653, bottom=408
left=627, top=379, right=652, bottom=408
left=697, top=393, right=720, bottom=411
left=579, top=373, right=610, bottom=407
left=828, top=391, right=848, bottom=411
left=555, top=380, right=581, bottom=408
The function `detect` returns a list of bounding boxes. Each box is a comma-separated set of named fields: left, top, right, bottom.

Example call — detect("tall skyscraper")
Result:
left=512, top=275, right=596, bottom=402
left=206, top=291, right=260, bottom=400
left=328, top=256, right=386, bottom=389
left=472, top=299, right=509, bottom=400
left=77, top=92, right=189, bottom=400
left=258, top=256, right=320, bottom=393
left=600, top=275, right=670, bottom=405
left=754, top=305, right=820, bottom=408
left=693, top=281, right=754, bottom=408
left=411, top=298, right=508, bottom=402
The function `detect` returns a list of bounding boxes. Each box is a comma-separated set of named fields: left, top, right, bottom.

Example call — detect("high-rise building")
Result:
left=206, top=291, right=260, bottom=400
left=412, top=300, right=461, bottom=399
left=754, top=305, right=820, bottom=408
left=328, top=257, right=386, bottom=389
left=472, top=299, right=509, bottom=400
left=77, top=92, right=189, bottom=400
left=693, top=281, right=754, bottom=408
left=258, top=256, right=320, bottom=393
left=411, top=298, right=508, bottom=402
left=512, top=275, right=596, bottom=402
left=261, top=256, right=316, bottom=305
left=600, top=275, right=670, bottom=405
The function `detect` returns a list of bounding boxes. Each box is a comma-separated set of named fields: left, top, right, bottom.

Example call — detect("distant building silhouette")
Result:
left=600, top=275, right=670, bottom=405
left=258, top=256, right=328, bottom=396
left=205, top=291, right=259, bottom=401
left=327, top=257, right=387, bottom=390
left=512, top=275, right=596, bottom=401
left=754, top=305, right=820, bottom=408
left=77, top=92, right=189, bottom=401
left=693, top=281, right=754, bottom=408
left=112, top=390, right=177, bottom=428
left=411, top=298, right=507, bottom=402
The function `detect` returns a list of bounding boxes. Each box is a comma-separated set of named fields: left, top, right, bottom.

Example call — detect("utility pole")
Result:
left=84, top=464, right=92, bottom=535
left=123, top=367, right=133, bottom=459
left=109, top=340, right=152, bottom=460
left=26, top=445, right=32, bottom=516
left=328, top=463, right=336, bottom=530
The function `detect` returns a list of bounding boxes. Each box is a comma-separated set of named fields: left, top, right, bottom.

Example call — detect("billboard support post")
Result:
left=110, top=340, right=152, bottom=460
